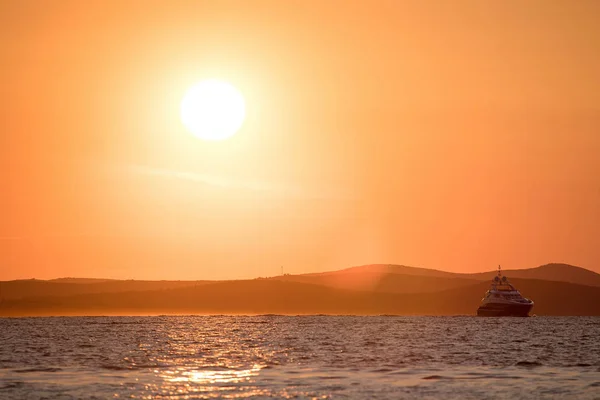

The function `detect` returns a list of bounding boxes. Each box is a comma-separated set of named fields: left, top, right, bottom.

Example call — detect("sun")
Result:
left=180, top=79, right=246, bottom=141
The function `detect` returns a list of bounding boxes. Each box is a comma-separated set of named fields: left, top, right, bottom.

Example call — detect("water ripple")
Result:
left=0, top=316, right=598, bottom=399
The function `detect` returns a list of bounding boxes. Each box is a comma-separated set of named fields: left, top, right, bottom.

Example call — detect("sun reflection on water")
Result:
left=163, top=364, right=264, bottom=385
left=147, top=364, right=277, bottom=398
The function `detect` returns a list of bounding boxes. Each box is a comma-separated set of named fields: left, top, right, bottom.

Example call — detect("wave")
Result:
left=422, top=375, right=445, bottom=380
left=515, top=361, right=543, bottom=367
left=101, top=365, right=131, bottom=371
left=15, top=367, right=62, bottom=373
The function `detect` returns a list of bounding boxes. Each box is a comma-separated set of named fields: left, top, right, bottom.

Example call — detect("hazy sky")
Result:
left=2, top=0, right=599, bottom=280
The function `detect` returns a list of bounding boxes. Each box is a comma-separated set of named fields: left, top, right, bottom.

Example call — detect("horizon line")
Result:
left=0, top=262, right=590, bottom=282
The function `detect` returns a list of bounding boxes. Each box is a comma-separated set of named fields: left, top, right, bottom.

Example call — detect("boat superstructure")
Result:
left=477, top=266, right=534, bottom=317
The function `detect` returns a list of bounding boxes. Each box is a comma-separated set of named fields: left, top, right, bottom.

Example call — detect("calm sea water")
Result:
left=0, top=316, right=599, bottom=399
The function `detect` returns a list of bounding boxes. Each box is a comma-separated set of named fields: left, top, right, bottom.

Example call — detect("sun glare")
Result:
left=180, top=79, right=246, bottom=141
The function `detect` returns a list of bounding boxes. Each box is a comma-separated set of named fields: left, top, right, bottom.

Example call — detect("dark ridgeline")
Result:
left=0, top=263, right=599, bottom=316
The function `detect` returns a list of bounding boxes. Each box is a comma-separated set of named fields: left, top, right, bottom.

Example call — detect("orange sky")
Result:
left=2, top=0, right=599, bottom=280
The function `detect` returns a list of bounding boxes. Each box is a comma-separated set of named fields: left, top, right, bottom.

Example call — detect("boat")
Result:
left=477, top=266, right=534, bottom=317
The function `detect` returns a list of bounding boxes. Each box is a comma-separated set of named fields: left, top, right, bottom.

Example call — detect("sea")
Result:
left=0, top=316, right=598, bottom=399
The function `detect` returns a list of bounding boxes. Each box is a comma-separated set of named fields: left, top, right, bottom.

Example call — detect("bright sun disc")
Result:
left=180, top=79, right=246, bottom=141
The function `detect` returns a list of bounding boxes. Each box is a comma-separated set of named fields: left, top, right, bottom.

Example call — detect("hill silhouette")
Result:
left=49, top=278, right=116, bottom=284
left=269, top=271, right=477, bottom=293
left=1, top=263, right=599, bottom=316
left=0, top=279, right=210, bottom=300
left=316, top=263, right=600, bottom=287
left=304, top=264, right=459, bottom=278
left=266, top=263, right=600, bottom=293
left=462, top=263, right=600, bottom=287
left=1, top=278, right=599, bottom=316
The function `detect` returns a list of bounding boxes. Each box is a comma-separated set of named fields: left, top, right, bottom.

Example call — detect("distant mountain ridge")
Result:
left=1, top=277, right=599, bottom=316
left=49, top=278, right=117, bottom=284
left=1, top=263, right=599, bottom=316
left=0, top=279, right=211, bottom=300
left=302, top=264, right=458, bottom=278
left=269, top=271, right=478, bottom=293
left=316, top=263, right=600, bottom=287
left=462, top=263, right=600, bottom=287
